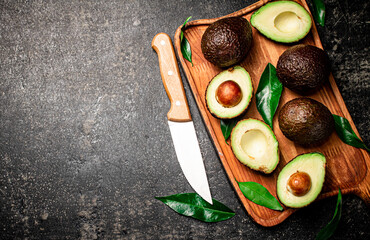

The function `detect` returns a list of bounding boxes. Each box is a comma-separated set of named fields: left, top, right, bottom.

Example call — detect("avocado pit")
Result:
left=216, top=80, right=242, bottom=108
left=287, top=171, right=312, bottom=196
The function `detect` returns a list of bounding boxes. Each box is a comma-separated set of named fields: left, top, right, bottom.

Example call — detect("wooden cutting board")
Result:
left=173, top=0, right=370, bottom=227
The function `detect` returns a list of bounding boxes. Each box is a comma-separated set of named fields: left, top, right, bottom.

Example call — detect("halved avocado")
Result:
left=250, top=1, right=312, bottom=43
left=205, top=66, right=253, bottom=119
left=230, top=119, right=279, bottom=174
left=277, top=152, right=326, bottom=208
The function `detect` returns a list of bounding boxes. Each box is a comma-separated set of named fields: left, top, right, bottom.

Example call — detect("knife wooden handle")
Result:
left=152, top=32, right=192, bottom=122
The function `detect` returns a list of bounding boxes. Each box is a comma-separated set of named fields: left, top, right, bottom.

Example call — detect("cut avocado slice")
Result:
left=230, top=119, right=279, bottom=174
left=250, top=1, right=312, bottom=43
left=277, top=152, right=326, bottom=208
left=205, top=66, right=253, bottom=119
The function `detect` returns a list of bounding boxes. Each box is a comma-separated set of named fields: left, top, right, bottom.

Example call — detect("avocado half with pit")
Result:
left=250, top=1, right=312, bottom=43
left=230, top=119, right=279, bottom=174
left=205, top=66, right=253, bottom=119
left=277, top=152, right=326, bottom=208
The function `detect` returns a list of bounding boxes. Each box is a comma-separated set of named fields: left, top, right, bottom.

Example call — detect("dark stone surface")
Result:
left=0, top=0, right=369, bottom=239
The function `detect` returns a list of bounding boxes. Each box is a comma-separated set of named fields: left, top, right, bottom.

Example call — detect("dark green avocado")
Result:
left=276, top=44, right=330, bottom=95
left=201, top=17, right=253, bottom=68
left=278, top=97, right=334, bottom=146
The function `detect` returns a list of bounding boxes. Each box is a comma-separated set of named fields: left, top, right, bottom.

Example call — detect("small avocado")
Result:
left=250, top=1, right=312, bottom=43
left=276, top=44, right=331, bottom=95
left=277, top=152, right=326, bottom=208
left=278, top=98, right=334, bottom=146
left=201, top=17, right=253, bottom=68
left=230, top=119, right=279, bottom=174
left=205, top=66, right=253, bottom=119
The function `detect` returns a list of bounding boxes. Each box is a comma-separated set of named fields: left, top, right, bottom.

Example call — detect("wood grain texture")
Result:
left=152, top=33, right=192, bottom=122
left=173, top=0, right=370, bottom=226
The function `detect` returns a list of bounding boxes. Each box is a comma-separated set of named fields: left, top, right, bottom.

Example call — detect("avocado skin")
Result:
left=276, top=44, right=330, bottom=95
left=201, top=17, right=253, bottom=68
left=278, top=98, right=334, bottom=146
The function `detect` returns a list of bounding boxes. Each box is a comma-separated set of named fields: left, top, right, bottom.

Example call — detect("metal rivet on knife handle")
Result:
left=152, top=33, right=192, bottom=122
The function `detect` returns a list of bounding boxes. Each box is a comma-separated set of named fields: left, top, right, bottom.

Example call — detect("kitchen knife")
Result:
left=152, top=32, right=212, bottom=204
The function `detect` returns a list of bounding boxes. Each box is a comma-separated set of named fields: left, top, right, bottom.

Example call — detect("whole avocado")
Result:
left=278, top=97, right=334, bottom=146
left=276, top=44, right=330, bottom=95
left=201, top=17, right=253, bottom=68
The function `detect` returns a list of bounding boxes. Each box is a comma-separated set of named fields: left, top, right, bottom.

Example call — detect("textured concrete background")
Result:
left=0, top=0, right=369, bottom=239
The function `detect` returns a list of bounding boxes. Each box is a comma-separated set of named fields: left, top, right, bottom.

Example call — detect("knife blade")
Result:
left=152, top=32, right=212, bottom=204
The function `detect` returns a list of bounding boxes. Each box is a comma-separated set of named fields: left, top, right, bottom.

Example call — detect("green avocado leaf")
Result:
left=181, top=37, right=193, bottom=66
left=312, top=0, right=326, bottom=27
left=220, top=119, right=238, bottom=143
left=155, top=193, right=235, bottom=222
left=181, top=16, right=193, bottom=66
left=333, top=114, right=369, bottom=151
left=237, top=181, right=283, bottom=211
left=256, top=63, right=283, bottom=130
left=180, top=16, right=192, bottom=41
left=316, top=188, right=342, bottom=240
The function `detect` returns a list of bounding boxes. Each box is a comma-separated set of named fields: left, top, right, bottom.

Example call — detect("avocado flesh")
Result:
left=276, top=44, right=331, bottom=95
left=201, top=17, right=253, bottom=68
left=231, top=119, right=279, bottom=174
left=251, top=1, right=312, bottom=43
left=206, top=66, right=253, bottom=119
left=277, top=152, right=326, bottom=208
left=278, top=98, right=334, bottom=146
